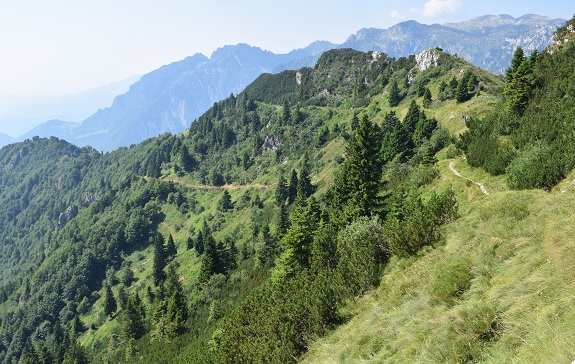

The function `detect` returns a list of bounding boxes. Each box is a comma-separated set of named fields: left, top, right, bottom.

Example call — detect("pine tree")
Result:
left=103, top=284, right=117, bottom=318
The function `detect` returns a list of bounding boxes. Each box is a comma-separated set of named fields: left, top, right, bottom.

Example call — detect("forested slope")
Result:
left=3, top=15, right=572, bottom=361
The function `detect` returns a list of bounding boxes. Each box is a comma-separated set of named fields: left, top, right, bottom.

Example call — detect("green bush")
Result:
left=335, top=217, right=389, bottom=297
left=507, top=142, right=565, bottom=190
left=431, top=258, right=472, bottom=304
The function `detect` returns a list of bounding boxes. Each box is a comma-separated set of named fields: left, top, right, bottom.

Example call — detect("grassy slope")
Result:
left=77, top=53, right=505, bottom=361
left=302, top=155, right=575, bottom=363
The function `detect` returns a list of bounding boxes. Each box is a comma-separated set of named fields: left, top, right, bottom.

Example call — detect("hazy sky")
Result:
left=0, top=0, right=571, bottom=96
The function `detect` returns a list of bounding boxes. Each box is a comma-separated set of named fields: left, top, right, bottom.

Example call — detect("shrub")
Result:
left=431, top=258, right=472, bottom=304
left=507, top=142, right=565, bottom=190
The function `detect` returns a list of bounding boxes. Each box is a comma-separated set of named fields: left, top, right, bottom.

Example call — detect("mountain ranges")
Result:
left=7, top=14, right=564, bottom=152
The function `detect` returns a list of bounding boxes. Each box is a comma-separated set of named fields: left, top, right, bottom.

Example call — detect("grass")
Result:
left=302, top=159, right=575, bottom=363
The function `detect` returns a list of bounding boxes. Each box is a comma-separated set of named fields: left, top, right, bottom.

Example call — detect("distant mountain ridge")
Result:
left=342, top=14, right=564, bottom=74
left=0, top=132, right=13, bottom=148
left=18, top=14, right=563, bottom=151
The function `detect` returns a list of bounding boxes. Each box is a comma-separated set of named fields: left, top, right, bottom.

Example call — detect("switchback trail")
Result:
left=448, top=161, right=489, bottom=195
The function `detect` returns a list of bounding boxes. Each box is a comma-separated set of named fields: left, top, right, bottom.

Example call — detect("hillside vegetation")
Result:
left=0, top=16, right=574, bottom=364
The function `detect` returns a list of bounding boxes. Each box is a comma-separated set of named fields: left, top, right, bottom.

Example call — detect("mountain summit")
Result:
left=18, top=14, right=563, bottom=152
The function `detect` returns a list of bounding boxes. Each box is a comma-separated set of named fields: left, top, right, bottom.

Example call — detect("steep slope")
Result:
left=0, top=47, right=503, bottom=363
left=302, top=161, right=575, bottom=363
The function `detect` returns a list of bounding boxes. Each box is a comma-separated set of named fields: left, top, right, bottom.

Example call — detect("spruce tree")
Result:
left=288, top=169, right=298, bottom=204
left=199, top=233, right=220, bottom=283
left=166, top=234, right=177, bottom=261
left=422, top=87, right=432, bottom=108
left=403, top=100, right=421, bottom=137
left=275, top=174, right=288, bottom=205
left=152, top=232, right=167, bottom=285
left=297, top=153, right=314, bottom=200
left=388, top=80, right=401, bottom=107
left=218, top=190, right=234, bottom=211
left=103, top=285, right=117, bottom=318
left=334, top=114, right=384, bottom=218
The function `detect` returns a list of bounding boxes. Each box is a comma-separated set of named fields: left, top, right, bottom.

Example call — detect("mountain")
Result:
left=19, top=43, right=334, bottom=151
left=0, top=45, right=504, bottom=363
left=343, top=14, right=564, bottom=75
left=0, top=132, right=14, bottom=148
left=0, top=76, right=139, bottom=138
left=22, top=14, right=561, bottom=152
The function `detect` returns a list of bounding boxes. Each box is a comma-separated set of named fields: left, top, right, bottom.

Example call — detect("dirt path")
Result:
left=167, top=178, right=269, bottom=190
left=448, top=161, right=489, bottom=195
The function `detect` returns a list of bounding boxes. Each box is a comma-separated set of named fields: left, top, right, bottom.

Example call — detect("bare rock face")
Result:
left=415, top=49, right=441, bottom=72
left=261, top=135, right=280, bottom=152
left=58, top=205, right=78, bottom=229
left=84, top=192, right=97, bottom=206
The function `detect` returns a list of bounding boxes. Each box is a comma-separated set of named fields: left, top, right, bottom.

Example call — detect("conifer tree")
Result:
left=297, top=153, right=314, bottom=200
left=120, top=294, right=146, bottom=339
left=280, top=198, right=319, bottom=272
left=288, top=169, right=299, bottom=204
left=152, top=232, right=167, bottom=285
left=403, top=100, right=421, bottom=137
left=166, top=234, right=177, bottom=261
left=218, top=190, right=234, bottom=211
left=199, top=233, right=220, bottom=283
left=422, top=87, right=432, bottom=108
left=334, top=114, right=384, bottom=218
left=388, top=80, right=401, bottom=107
left=103, top=284, right=117, bottom=318
left=282, top=100, right=291, bottom=124
left=275, top=174, right=288, bottom=205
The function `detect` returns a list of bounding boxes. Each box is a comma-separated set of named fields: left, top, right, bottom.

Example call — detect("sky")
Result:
left=0, top=0, right=572, bottom=98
